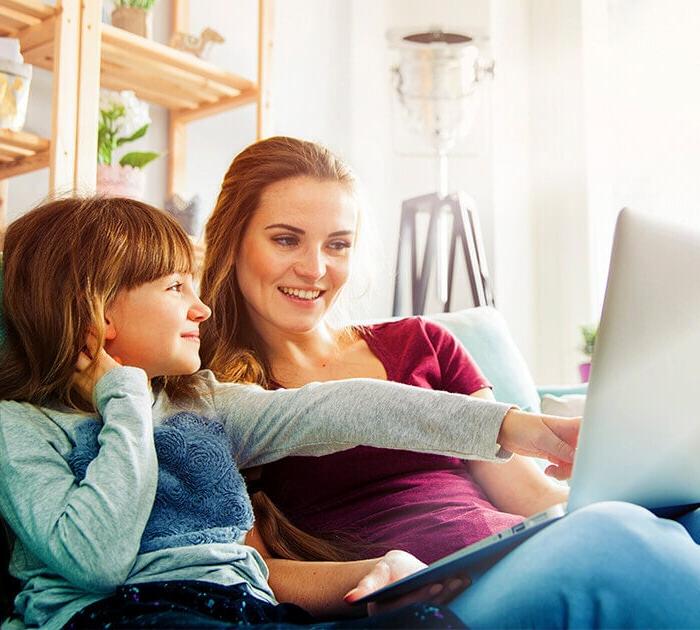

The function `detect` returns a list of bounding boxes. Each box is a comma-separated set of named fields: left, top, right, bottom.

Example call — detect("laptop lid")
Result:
left=568, top=208, right=700, bottom=511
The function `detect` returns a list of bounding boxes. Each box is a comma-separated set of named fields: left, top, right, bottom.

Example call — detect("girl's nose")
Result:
left=190, top=298, right=212, bottom=322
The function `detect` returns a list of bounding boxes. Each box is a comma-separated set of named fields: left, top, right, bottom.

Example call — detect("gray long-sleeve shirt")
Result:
left=0, top=367, right=512, bottom=629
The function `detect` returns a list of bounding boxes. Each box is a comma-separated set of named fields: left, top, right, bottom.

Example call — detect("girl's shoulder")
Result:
left=0, top=400, right=89, bottom=458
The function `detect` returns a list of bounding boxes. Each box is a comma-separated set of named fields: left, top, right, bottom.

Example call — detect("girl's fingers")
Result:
left=75, top=351, right=92, bottom=372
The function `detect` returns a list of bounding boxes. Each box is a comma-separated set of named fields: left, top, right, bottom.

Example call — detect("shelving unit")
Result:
left=0, top=129, right=49, bottom=178
left=0, top=0, right=272, bottom=227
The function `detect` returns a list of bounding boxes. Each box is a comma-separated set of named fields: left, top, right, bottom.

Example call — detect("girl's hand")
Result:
left=498, top=410, right=580, bottom=479
left=73, top=335, right=122, bottom=403
left=343, top=550, right=470, bottom=616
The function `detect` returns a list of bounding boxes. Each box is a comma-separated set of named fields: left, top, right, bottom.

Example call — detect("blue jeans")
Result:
left=447, top=501, right=700, bottom=628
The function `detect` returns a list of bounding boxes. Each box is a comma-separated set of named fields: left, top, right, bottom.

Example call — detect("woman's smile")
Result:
left=278, top=286, right=326, bottom=304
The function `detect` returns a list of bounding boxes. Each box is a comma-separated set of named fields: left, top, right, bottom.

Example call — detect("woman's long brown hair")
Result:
left=200, top=137, right=362, bottom=562
left=0, top=196, right=197, bottom=410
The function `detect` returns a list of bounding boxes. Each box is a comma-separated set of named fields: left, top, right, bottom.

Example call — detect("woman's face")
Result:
left=236, top=176, right=359, bottom=337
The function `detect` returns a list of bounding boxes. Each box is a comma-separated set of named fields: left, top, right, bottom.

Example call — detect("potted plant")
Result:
left=579, top=323, right=597, bottom=383
left=97, top=89, right=159, bottom=200
left=111, top=0, right=156, bottom=39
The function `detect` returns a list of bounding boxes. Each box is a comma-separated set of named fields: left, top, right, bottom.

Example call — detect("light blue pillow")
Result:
left=428, top=307, right=541, bottom=413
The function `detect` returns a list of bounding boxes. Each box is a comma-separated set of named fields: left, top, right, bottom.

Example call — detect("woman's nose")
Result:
left=294, top=248, right=326, bottom=281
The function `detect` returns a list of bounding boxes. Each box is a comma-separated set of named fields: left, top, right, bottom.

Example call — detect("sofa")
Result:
left=0, top=261, right=586, bottom=620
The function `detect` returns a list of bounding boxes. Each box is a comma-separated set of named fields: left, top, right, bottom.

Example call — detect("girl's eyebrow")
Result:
left=264, top=223, right=354, bottom=237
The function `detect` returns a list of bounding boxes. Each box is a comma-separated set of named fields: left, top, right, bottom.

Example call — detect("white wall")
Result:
left=8, top=0, right=700, bottom=383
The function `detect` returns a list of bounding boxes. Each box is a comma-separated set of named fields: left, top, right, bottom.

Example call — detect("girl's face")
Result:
left=236, top=176, right=359, bottom=337
left=104, top=273, right=211, bottom=378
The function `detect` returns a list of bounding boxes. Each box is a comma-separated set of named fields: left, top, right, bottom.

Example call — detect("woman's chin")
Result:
left=274, top=316, right=324, bottom=336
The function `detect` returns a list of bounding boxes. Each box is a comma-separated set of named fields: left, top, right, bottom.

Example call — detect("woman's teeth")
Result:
left=279, top=287, right=321, bottom=300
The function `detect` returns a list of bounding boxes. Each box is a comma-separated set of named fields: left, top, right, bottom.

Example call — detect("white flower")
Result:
left=99, top=89, right=151, bottom=137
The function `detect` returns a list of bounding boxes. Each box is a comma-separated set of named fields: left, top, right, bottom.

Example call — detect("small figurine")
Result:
left=169, top=27, right=225, bottom=59
left=164, top=193, right=206, bottom=239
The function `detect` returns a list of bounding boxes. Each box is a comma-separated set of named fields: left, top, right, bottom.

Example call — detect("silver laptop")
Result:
left=359, top=208, right=700, bottom=604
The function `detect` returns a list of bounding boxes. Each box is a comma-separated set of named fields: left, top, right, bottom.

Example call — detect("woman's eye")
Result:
left=328, top=240, right=352, bottom=251
left=273, top=236, right=298, bottom=247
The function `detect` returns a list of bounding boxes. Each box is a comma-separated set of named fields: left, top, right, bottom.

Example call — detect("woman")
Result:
left=198, top=136, right=700, bottom=628
left=0, top=196, right=580, bottom=629
left=200, top=136, right=569, bottom=565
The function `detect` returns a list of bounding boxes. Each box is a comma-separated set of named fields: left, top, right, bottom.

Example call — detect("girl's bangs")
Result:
left=117, top=210, right=195, bottom=289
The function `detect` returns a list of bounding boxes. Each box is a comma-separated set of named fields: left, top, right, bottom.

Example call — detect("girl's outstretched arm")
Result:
left=0, top=366, right=158, bottom=592
left=195, top=371, right=578, bottom=474
left=199, top=371, right=511, bottom=467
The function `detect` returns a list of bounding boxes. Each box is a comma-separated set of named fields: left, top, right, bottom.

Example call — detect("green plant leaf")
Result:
left=116, top=123, right=149, bottom=146
left=114, top=0, right=156, bottom=9
left=119, top=151, right=159, bottom=169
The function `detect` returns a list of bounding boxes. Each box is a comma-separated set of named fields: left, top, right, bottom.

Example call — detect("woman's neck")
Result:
left=259, top=321, right=345, bottom=372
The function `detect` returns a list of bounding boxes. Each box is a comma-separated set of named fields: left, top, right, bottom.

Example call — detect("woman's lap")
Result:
left=447, top=501, right=700, bottom=629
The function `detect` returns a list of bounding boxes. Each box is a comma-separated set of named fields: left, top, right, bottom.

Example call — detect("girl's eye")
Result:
left=328, top=240, right=352, bottom=251
left=273, top=236, right=298, bottom=247
left=168, top=282, right=184, bottom=292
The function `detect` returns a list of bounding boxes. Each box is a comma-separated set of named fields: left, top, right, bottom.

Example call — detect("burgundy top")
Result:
left=257, top=317, right=523, bottom=563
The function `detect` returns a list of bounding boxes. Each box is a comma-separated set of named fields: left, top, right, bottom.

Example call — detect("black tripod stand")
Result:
left=392, top=191, right=494, bottom=316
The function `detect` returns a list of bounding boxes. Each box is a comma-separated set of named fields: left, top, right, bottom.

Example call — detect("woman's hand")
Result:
left=343, top=550, right=470, bottom=616
left=498, top=410, right=580, bottom=480
left=73, top=335, right=122, bottom=403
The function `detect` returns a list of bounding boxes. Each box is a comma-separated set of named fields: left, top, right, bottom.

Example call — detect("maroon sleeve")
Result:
left=421, top=318, right=492, bottom=395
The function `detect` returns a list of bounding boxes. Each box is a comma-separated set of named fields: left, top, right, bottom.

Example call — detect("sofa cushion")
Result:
left=428, top=307, right=541, bottom=413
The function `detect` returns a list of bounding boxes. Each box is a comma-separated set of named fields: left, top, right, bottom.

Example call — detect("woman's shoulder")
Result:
left=366, top=316, right=453, bottom=347
left=366, top=316, right=430, bottom=337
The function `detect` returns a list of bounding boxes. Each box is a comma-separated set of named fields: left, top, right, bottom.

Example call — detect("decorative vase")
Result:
left=578, top=361, right=591, bottom=383
left=96, top=164, right=145, bottom=200
left=0, top=37, right=32, bottom=131
left=111, top=7, right=152, bottom=39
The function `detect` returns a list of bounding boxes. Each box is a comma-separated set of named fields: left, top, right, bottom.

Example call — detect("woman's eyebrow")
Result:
left=264, top=224, right=354, bottom=238
left=265, top=223, right=304, bottom=234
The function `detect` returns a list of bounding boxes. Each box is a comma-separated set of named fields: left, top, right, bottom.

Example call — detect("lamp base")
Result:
left=392, top=191, right=494, bottom=316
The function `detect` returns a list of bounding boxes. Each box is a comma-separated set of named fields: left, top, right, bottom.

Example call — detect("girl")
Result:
left=0, top=196, right=577, bottom=629
left=199, top=135, right=700, bottom=629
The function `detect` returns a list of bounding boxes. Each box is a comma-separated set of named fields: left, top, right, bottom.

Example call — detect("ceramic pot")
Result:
left=578, top=361, right=591, bottom=383
left=96, top=164, right=145, bottom=200
left=111, top=7, right=152, bottom=39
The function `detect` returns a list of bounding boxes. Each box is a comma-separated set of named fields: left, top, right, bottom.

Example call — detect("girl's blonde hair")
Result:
left=0, top=196, right=195, bottom=410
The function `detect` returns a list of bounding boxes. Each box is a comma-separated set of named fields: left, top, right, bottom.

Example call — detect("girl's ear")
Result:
left=104, top=310, right=117, bottom=341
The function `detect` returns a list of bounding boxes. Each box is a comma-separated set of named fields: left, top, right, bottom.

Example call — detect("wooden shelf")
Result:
left=8, top=1, right=257, bottom=117
left=0, top=129, right=49, bottom=178
left=0, top=0, right=270, bottom=222
left=0, top=0, right=54, bottom=36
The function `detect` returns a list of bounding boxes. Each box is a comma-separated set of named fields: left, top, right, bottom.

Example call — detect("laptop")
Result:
left=358, top=208, right=700, bottom=604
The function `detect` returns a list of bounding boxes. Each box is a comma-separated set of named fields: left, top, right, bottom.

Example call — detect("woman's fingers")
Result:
left=361, top=574, right=471, bottom=616
left=344, top=559, right=391, bottom=603
left=544, top=462, right=573, bottom=480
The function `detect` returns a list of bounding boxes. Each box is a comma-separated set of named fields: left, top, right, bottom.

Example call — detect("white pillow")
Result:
left=540, top=394, right=586, bottom=418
